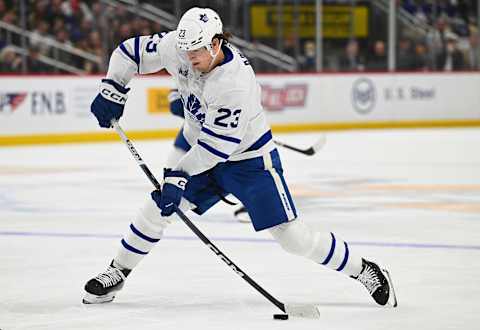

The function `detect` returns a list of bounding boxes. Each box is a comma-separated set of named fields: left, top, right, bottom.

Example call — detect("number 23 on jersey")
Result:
left=214, top=108, right=242, bottom=128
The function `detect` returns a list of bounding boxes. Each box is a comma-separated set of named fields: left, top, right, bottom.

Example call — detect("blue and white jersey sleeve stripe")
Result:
left=106, top=31, right=174, bottom=87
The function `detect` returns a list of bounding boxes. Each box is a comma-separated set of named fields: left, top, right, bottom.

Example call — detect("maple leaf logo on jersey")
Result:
left=0, top=93, right=27, bottom=114
left=182, top=94, right=205, bottom=123
left=178, top=67, right=189, bottom=77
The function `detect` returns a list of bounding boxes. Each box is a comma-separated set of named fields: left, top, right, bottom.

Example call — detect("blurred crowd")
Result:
left=0, top=0, right=161, bottom=73
left=299, top=0, right=479, bottom=72
left=0, top=0, right=479, bottom=74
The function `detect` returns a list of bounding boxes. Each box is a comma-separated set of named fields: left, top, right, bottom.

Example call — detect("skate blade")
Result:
left=236, top=216, right=251, bottom=223
left=381, top=268, right=398, bottom=308
left=233, top=207, right=251, bottom=223
left=82, top=292, right=116, bottom=304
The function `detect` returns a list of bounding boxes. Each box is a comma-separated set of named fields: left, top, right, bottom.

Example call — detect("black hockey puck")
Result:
left=273, top=314, right=289, bottom=320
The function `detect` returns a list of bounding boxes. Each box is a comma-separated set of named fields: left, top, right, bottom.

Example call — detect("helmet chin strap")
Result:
left=206, top=39, right=223, bottom=72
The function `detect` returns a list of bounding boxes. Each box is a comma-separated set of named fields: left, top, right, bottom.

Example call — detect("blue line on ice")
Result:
left=0, top=230, right=479, bottom=251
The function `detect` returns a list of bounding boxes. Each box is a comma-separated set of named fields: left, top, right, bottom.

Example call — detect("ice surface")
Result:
left=1, top=128, right=479, bottom=330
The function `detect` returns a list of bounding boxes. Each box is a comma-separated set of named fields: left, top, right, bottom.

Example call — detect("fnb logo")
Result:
left=0, top=93, right=27, bottom=114
left=31, top=91, right=66, bottom=115
left=261, top=84, right=308, bottom=111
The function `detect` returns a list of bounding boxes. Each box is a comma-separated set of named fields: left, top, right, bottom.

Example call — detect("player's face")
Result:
left=186, top=47, right=212, bottom=72
left=185, top=39, right=222, bottom=73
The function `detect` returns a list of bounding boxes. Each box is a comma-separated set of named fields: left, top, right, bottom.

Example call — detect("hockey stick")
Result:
left=274, top=135, right=326, bottom=156
left=111, top=120, right=320, bottom=319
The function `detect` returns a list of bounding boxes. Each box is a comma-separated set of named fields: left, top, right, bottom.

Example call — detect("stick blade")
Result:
left=312, top=135, right=327, bottom=153
left=284, top=304, right=321, bottom=319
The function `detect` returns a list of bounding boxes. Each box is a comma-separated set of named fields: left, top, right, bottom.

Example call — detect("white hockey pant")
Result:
left=269, top=220, right=362, bottom=277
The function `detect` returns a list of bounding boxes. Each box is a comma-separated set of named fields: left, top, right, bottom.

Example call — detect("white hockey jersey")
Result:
left=106, top=31, right=275, bottom=176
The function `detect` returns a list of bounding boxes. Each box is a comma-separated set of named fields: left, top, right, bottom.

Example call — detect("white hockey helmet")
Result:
left=176, top=7, right=223, bottom=52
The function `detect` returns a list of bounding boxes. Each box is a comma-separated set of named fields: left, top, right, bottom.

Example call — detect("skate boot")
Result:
left=82, top=261, right=131, bottom=304
left=352, top=258, right=398, bottom=307
left=233, top=205, right=251, bottom=223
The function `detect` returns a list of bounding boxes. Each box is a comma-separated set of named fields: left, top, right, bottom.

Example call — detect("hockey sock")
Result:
left=114, top=199, right=166, bottom=270
left=269, top=220, right=362, bottom=277
left=114, top=197, right=195, bottom=270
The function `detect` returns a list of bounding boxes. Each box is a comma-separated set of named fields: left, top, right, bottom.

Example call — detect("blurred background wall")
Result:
left=1, top=0, right=479, bottom=74
left=0, top=0, right=479, bottom=146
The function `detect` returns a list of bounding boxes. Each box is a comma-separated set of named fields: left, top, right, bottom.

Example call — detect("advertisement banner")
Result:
left=1, top=73, right=479, bottom=145
left=250, top=4, right=369, bottom=39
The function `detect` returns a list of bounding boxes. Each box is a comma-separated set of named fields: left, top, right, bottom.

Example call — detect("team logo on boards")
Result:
left=351, top=78, right=376, bottom=114
left=0, top=93, right=27, bottom=114
left=261, top=84, right=308, bottom=111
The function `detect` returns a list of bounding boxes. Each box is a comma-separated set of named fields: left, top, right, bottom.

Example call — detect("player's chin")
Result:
left=192, top=62, right=205, bottom=71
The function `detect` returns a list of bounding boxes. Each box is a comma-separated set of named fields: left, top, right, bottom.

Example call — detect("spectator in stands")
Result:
left=2, top=8, right=17, bottom=25
left=54, top=29, right=73, bottom=64
left=110, top=4, right=134, bottom=46
left=426, top=16, right=450, bottom=68
left=367, top=40, right=387, bottom=71
left=283, top=33, right=297, bottom=58
left=52, top=17, right=67, bottom=35
left=414, top=8, right=429, bottom=25
left=465, top=32, right=480, bottom=70
left=299, top=40, right=316, bottom=71
left=27, top=45, right=51, bottom=73
left=0, top=0, right=6, bottom=19
left=87, top=30, right=106, bottom=71
left=397, top=37, right=416, bottom=71
left=338, top=39, right=365, bottom=72
left=90, top=2, right=108, bottom=30
left=76, top=17, right=94, bottom=43
left=151, top=21, right=163, bottom=35
left=116, top=24, right=134, bottom=43
left=61, top=0, right=93, bottom=23
left=47, top=0, right=67, bottom=29
left=412, top=42, right=431, bottom=71
left=131, top=17, right=146, bottom=35
left=29, top=20, right=51, bottom=56
left=0, top=46, right=21, bottom=73
left=28, top=1, right=49, bottom=30
left=435, top=31, right=465, bottom=71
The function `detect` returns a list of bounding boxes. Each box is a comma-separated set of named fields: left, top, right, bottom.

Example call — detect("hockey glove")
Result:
left=168, top=89, right=184, bottom=118
left=152, top=169, right=190, bottom=217
left=91, top=79, right=130, bottom=128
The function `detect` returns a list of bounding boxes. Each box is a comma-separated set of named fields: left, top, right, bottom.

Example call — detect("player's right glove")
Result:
left=91, top=79, right=130, bottom=128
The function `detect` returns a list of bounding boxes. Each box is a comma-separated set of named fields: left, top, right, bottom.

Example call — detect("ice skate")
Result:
left=352, top=258, right=398, bottom=307
left=82, top=261, right=131, bottom=304
left=233, top=205, right=251, bottom=223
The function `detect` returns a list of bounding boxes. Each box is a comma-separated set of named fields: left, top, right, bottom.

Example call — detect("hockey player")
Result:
left=84, top=7, right=397, bottom=307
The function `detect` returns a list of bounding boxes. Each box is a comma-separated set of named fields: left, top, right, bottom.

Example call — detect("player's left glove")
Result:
left=152, top=169, right=190, bottom=217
